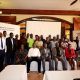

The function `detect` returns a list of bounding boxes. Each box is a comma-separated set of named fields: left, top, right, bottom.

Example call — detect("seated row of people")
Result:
left=15, top=42, right=77, bottom=74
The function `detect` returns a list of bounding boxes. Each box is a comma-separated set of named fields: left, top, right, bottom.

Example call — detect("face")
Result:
left=30, top=34, right=33, bottom=38
left=3, top=31, right=7, bottom=37
left=0, top=32, right=2, bottom=38
left=15, top=34, right=18, bottom=39
left=44, top=44, right=47, bottom=48
left=27, top=33, right=29, bottom=38
left=56, top=43, right=59, bottom=47
left=10, top=33, right=14, bottom=38
left=35, top=35, right=39, bottom=40
left=53, top=37, right=56, bottom=41
left=68, top=44, right=71, bottom=49
left=39, top=37, right=41, bottom=41
left=20, top=44, right=24, bottom=50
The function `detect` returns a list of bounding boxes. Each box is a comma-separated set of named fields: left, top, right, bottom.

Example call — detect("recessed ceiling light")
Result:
left=0, top=11, right=2, bottom=14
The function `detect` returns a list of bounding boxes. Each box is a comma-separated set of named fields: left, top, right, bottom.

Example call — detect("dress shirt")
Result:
left=0, top=37, right=6, bottom=50
left=11, top=38, right=14, bottom=49
left=69, top=41, right=77, bottom=50
left=3, top=37, right=7, bottom=52
left=28, top=47, right=41, bottom=57
left=51, top=41, right=57, bottom=49
left=61, top=42, right=68, bottom=48
left=44, top=48, right=48, bottom=57
left=37, top=41, right=43, bottom=49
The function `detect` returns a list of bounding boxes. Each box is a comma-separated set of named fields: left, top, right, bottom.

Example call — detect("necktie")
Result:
left=1, top=38, right=3, bottom=49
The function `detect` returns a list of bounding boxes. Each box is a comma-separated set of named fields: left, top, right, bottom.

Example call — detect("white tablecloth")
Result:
left=43, top=70, right=80, bottom=80
left=0, top=65, right=27, bottom=80
left=30, top=60, right=77, bottom=71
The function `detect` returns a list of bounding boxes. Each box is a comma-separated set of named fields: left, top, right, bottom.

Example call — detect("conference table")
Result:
left=0, top=65, right=27, bottom=80
left=43, top=70, right=80, bottom=80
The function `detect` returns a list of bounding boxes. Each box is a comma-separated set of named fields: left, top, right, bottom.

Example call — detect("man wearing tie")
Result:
left=6, top=32, right=17, bottom=65
left=0, top=32, right=6, bottom=72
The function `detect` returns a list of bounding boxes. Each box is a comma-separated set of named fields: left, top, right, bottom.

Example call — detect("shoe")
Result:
left=42, top=71, right=45, bottom=74
left=27, top=71, right=30, bottom=74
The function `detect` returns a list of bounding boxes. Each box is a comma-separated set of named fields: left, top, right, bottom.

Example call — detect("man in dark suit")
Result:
left=40, top=43, right=51, bottom=73
left=6, top=32, right=17, bottom=65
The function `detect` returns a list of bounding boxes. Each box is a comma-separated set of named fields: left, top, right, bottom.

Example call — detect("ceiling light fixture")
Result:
left=70, top=0, right=78, bottom=6
left=0, top=11, right=2, bottom=14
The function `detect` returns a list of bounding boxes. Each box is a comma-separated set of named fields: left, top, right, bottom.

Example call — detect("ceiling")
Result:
left=0, top=0, right=80, bottom=11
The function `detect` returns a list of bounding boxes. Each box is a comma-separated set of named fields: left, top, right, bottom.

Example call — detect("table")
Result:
left=0, top=65, right=27, bottom=80
left=43, top=70, right=80, bottom=80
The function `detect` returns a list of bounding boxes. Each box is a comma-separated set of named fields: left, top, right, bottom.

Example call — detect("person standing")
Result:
left=6, top=32, right=17, bottom=65
left=3, top=31, right=7, bottom=66
left=0, top=32, right=6, bottom=71
left=27, top=34, right=34, bottom=49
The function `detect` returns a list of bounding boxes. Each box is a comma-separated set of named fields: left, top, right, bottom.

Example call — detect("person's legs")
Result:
left=27, top=57, right=32, bottom=73
left=71, top=59, right=75, bottom=70
left=6, top=53, right=11, bottom=65
left=55, top=58, right=58, bottom=70
left=46, top=57, right=52, bottom=70
left=42, top=58, right=45, bottom=72
left=68, top=58, right=75, bottom=70
left=60, top=58, right=67, bottom=70
left=36, top=57, right=41, bottom=73
left=11, top=53, right=15, bottom=64
left=0, top=50, right=5, bottom=72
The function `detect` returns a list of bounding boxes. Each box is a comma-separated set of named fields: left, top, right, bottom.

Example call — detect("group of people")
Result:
left=0, top=31, right=79, bottom=74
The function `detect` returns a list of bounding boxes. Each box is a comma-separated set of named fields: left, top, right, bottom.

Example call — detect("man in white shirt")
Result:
left=3, top=31, right=7, bottom=66
left=27, top=43, right=41, bottom=73
left=0, top=32, right=6, bottom=72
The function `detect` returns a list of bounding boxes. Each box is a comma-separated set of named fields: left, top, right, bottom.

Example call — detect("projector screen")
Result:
left=26, top=21, right=61, bottom=38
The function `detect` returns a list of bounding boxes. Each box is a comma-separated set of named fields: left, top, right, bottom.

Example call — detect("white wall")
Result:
left=27, top=21, right=61, bottom=38
left=1, top=14, right=80, bottom=23
left=0, top=22, right=20, bottom=38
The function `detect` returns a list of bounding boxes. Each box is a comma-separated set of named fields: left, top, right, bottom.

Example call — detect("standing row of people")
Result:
left=0, top=31, right=17, bottom=72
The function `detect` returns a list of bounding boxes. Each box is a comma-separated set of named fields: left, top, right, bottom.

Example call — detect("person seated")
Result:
left=40, top=43, right=51, bottom=74
left=27, top=43, right=41, bottom=73
left=51, top=42, right=67, bottom=70
left=15, top=44, right=28, bottom=64
left=65, top=44, right=77, bottom=70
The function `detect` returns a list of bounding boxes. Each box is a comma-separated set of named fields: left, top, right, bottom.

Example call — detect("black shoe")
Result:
left=42, top=71, right=45, bottom=74
left=27, top=71, right=30, bottom=73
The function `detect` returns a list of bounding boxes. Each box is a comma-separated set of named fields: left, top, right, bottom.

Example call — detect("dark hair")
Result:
left=3, top=31, right=6, bottom=33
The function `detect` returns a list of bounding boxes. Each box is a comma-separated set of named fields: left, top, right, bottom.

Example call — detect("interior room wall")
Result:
left=1, top=14, right=80, bottom=23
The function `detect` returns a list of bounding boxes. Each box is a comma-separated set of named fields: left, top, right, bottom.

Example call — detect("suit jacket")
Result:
left=40, top=48, right=51, bottom=59
left=6, top=37, right=17, bottom=53
left=51, top=47, right=65, bottom=59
